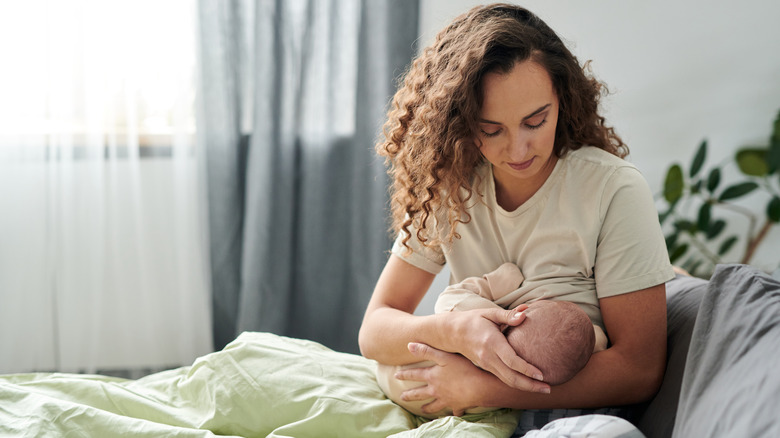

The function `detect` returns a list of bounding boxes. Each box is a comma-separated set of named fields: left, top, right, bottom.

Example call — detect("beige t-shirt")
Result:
left=392, top=146, right=675, bottom=329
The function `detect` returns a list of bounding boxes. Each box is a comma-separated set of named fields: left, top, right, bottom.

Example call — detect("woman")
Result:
left=358, top=2, right=674, bottom=427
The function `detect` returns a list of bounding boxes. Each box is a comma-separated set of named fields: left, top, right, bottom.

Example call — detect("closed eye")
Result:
left=480, top=128, right=502, bottom=137
left=525, top=118, right=547, bottom=130
left=524, top=113, right=548, bottom=130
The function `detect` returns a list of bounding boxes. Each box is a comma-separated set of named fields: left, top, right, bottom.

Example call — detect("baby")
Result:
left=376, top=263, right=606, bottom=418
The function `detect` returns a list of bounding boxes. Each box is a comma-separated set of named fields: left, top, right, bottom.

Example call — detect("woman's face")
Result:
left=477, top=60, right=559, bottom=206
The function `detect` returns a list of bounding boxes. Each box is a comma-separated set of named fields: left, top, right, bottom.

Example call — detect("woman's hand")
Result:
left=445, top=306, right=550, bottom=393
left=395, top=343, right=492, bottom=416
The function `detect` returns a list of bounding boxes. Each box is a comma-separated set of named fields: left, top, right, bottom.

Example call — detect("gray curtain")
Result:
left=197, top=0, right=419, bottom=352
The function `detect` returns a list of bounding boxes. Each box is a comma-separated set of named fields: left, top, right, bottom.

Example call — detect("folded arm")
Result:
left=359, top=254, right=549, bottom=393
left=396, top=283, right=667, bottom=413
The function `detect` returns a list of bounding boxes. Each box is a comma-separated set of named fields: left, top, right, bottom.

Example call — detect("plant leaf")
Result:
left=658, top=211, right=669, bottom=225
left=706, top=168, right=721, bottom=193
left=773, top=109, right=780, bottom=145
left=674, top=219, right=696, bottom=234
left=718, top=182, right=759, bottom=201
left=769, top=110, right=780, bottom=174
left=658, top=198, right=678, bottom=225
left=669, top=243, right=688, bottom=263
left=697, top=203, right=711, bottom=231
left=690, top=140, right=707, bottom=178
left=735, top=148, right=769, bottom=176
left=664, top=164, right=684, bottom=203
left=770, top=142, right=780, bottom=175
left=706, top=219, right=725, bottom=240
left=665, top=232, right=678, bottom=249
left=768, top=196, right=780, bottom=223
left=691, top=179, right=702, bottom=195
left=718, top=236, right=738, bottom=256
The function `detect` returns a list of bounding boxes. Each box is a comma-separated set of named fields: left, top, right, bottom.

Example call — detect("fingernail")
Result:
left=534, top=373, right=544, bottom=381
left=513, top=311, right=524, bottom=320
left=408, top=342, right=418, bottom=353
left=540, top=387, right=551, bottom=394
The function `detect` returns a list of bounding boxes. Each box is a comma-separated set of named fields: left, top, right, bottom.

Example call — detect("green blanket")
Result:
left=0, top=332, right=519, bottom=437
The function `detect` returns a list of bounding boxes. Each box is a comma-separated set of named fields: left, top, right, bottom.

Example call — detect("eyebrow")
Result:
left=479, top=103, right=552, bottom=125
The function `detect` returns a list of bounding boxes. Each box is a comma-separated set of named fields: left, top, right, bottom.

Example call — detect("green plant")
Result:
left=658, top=109, right=780, bottom=278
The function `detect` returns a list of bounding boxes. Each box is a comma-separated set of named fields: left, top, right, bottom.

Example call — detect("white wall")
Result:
left=416, top=0, right=780, bottom=313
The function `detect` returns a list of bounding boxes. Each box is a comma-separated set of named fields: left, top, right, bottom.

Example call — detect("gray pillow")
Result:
left=637, top=273, right=707, bottom=438
left=673, top=264, right=780, bottom=437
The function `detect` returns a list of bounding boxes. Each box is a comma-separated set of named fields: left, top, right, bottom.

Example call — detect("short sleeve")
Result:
left=391, top=229, right=446, bottom=275
left=594, top=167, right=675, bottom=297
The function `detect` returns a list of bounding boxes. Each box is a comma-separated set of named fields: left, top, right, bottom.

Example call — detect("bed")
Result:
left=1, top=264, right=778, bottom=437
left=0, top=333, right=519, bottom=437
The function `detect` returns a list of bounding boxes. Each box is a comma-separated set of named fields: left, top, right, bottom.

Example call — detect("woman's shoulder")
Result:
left=564, top=146, right=637, bottom=171
left=558, top=147, right=653, bottom=214
left=563, top=146, right=646, bottom=186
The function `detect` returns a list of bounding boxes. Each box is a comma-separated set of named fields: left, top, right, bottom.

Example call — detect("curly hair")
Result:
left=378, top=3, right=628, bottom=250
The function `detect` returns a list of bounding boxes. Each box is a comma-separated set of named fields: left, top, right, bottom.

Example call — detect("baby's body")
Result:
left=376, top=263, right=606, bottom=418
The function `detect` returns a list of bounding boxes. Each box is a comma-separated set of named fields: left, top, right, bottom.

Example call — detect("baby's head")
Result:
left=505, top=300, right=595, bottom=385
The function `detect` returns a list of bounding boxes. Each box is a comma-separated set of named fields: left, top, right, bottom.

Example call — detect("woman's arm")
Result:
left=359, top=254, right=549, bottom=392
left=358, top=254, right=439, bottom=364
left=396, top=283, right=667, bottom=412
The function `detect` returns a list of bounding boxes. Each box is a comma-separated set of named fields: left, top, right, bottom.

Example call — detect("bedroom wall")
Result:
left=415, top=0, right=780, bottom=315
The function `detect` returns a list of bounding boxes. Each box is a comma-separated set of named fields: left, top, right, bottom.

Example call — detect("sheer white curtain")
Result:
left=0, top=0, right=212, bottom=373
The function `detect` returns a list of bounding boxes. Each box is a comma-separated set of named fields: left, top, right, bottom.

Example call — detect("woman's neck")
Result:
left=494, top=155, right=558, bottom=211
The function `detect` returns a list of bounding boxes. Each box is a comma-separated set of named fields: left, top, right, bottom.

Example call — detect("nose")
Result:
left=506, top=130, right=530, bottom=159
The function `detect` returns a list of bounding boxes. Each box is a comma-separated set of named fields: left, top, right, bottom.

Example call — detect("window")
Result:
left=0, top=0, right=197, bottom=158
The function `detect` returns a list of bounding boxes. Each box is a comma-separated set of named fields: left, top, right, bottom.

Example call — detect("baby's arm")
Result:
left=435, top=263, right=524, bottom=313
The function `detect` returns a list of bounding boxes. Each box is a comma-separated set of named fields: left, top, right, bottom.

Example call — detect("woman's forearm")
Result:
left=477, top=345, right=664, bottom=409
left=359, top=254, right=455, bottom=364
left=358, top=255, right=513, bottom=367
left=479, top=285, right=668, bottom=409
left=359, top=306, right=454, bottom=365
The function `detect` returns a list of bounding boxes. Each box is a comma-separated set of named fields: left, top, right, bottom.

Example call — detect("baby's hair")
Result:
left=378, top=3, right=627, bottom=251
left=505, top=301, right=595, bottom=385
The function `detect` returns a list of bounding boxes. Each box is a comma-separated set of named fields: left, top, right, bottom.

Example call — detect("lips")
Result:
left=508, top=157, right=534, bottom=171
